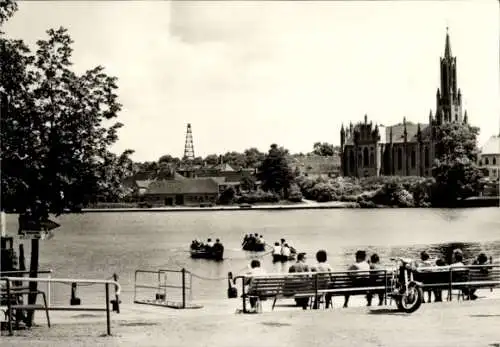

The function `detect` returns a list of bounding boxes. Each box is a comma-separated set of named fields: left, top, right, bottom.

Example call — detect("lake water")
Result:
left=3, top=208, right=500, bottom=306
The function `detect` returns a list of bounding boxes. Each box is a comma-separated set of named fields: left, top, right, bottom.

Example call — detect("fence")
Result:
left=1, top=276, right=121, bottom=336
left=0, top=269, right=53, bottom=306
left=134, top=268, right=202, bottom=309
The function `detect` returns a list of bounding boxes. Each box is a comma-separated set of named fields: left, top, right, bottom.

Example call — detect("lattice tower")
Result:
left=183, top=123, right=195, bottom=160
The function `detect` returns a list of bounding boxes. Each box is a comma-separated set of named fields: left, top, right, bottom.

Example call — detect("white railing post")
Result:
left=47, top=272, right=52, bottom=307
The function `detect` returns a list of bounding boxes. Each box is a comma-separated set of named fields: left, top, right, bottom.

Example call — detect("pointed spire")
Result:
left=444, top=27, right=452, bottom=58
left=417, top=123, right=422, bottom=142
left=463, top=110, right=468, bottom=124
left=403, top=117, right=407, bottom=137
left=364, top=114, right=368, bottom=124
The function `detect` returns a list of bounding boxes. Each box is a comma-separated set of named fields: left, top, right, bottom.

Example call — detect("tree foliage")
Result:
left=257, top=144, right=294, bottom=196
left=312, top=142, right=336, bottom=156
left=0, top=0, right=17, bottom=28
left=1, top=25, right=132, bottom=214
left=431, top=122, right=483, bottom=205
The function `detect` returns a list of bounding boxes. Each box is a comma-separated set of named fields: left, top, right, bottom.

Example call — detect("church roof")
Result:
left=480, top=135, right=500, bottom=155
left=385, top=122, right=431, bottom=143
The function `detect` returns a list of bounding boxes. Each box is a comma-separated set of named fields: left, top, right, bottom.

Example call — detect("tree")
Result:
left=243, top=147, right=265, bottom=168
left=158, top=154, right=180, bottom=166
left=222, top=151, right=246, bottom=169
left=431, top=122, right=484, bottom=206
left=312, top=142, right=336, bottom=156
left=240, top=174, right=256, bottom=191
left=1, top=16, right=128, bottom=325
left=217, top=187, right=235, bottom=205
left=204, top=154, right=219, bottom=166
left=257, top=144, right=294, bottom=197
left=0, top=0, right=17, bottom=27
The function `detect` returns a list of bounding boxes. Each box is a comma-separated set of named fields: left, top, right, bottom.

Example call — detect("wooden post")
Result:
left=6, top=279, right=13, bottom=335
left=113, top=273, right=120, bottom=313
left=26, top=238, right=40, bottom=327
left=105, top=283, right=111, bottom=335
left=181, top=268, right=186, bottom=309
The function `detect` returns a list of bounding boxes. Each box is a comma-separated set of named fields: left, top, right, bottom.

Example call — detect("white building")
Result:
left=478, top=135, right=500, bottom=180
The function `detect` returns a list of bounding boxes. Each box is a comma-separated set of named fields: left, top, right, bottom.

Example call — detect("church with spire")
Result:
left=339, top=29, right=469, bottom=177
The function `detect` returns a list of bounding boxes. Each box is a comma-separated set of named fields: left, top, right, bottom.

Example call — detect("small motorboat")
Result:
left=242, top=242, right=266, bottom=252
left=241, top=234, right=267, bottom=252
left=190, top=240, right=224, bottom=261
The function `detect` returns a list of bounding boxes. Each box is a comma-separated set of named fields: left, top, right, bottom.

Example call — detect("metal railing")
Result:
left=1, top=276, right=121, bottom=336
left=0, top=269, right=53, bottom=306
left=134, top=268, right=192, bottom=308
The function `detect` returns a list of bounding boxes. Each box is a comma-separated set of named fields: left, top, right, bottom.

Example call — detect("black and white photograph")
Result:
left=1, top=0, right=499, bottom=346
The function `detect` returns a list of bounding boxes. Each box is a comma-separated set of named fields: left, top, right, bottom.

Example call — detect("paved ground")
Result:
left=2, top=292, right=500, bottom=347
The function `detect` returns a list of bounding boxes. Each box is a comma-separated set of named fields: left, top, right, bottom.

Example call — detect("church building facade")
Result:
left=340, top=30, right=469, bottom=178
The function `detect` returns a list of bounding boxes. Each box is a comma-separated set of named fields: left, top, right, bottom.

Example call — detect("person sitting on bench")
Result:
left=288, top=253, right=310, bottom=309
left=343, top=250, right=370, bottom=308
left=245, top=260, right=266, bottom=311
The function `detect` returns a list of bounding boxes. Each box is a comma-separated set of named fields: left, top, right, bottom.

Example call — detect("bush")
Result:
left=235, top=190, right=280, bottom=204
left=296, top=174, right=435, bottom=207
left=217, top=187, right=236, bottom=205
left=287, top=183, right=303, bottom=202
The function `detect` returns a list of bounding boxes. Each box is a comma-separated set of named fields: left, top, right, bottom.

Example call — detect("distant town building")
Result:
left=478, top=135, right=500, bottom=180
left=144, top=178, right=219, bottom=206
left=289, top=154, right=341, bottom=179
left=340, top=29, right=469, bottom=177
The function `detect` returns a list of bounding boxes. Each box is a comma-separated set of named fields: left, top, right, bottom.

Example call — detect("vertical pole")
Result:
left=105, top=283, right=111, bottom=336
left=181, top=268, right=186, bottom=309
left=241, top=278, right=246, bottom=313
left=6, top=280, right=13, bottom=335
left=113, top=273, right=120, bottom=313
left=133, top=271, right=137, bottom=303
left=27, top=238, right=40, bottom=327
left=47, top=272, right=51, bottom=307
left=384, top=270, right=388, bottom=306
left=448, top=268, right=452, bottom=301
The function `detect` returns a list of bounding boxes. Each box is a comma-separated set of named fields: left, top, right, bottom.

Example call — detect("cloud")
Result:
left=3, top=1, right=499, bottom=161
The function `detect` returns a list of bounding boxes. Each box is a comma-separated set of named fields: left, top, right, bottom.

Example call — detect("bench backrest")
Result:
left=245, top=270, right=390, bottom=297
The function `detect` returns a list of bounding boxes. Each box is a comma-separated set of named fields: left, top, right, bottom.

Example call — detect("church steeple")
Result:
left=436, top=27, right=463, bottom=123
left=444, top=27, right=452, bottom=59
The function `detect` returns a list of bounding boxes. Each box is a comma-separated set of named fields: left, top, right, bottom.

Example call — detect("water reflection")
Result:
left=343, top=240, right=500, bottom=268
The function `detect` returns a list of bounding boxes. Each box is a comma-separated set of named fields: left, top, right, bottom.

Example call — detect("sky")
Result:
left=3, top=0, right=499, bottom=162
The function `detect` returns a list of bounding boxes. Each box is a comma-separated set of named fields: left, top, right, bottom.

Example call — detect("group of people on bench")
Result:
left=287, top=249, right=384, bottom=309
left=242, top=247, right=493, bottom=311
left=414, top=248, right=492, bottom=302
left=243, top=249, right=382, bottom=311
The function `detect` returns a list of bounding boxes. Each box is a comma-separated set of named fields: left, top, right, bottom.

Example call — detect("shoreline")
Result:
left=81, top=201, right=358, bottom=213
left=82, top=196, right=499, bottom=213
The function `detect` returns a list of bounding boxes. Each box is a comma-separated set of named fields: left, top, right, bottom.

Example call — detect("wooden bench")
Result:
left=414, top=265, right=500, bottom=301
left=235, top=270, right=391, bottom=313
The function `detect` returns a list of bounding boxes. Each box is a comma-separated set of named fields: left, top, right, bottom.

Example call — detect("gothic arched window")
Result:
left=411, top=149, right=416, bottom=168
left=485, top=158, right=490, bottom=165
left=363, top=147, right=369, bottom=167
left=493, top=157, right=497, bottom=166
left=397, top=148, right=403, bottom=170
left=370, top=153, right=375, bottom=167
left=424, top=147, right=430, bottom=168
left=349, top=150, right=355, bottom=172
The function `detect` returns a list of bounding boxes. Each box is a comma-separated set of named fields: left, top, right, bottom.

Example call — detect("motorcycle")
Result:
left=388, top=257, right=424, bottom=313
